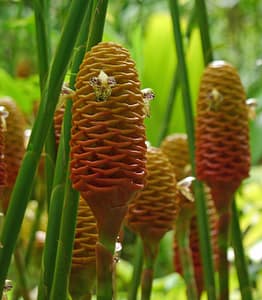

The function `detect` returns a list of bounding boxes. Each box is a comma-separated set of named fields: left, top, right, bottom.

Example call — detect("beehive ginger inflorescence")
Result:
left=70, top=41, right=147, bottom=241
left=195, top=61, right=250, bottom=209
left=126, top=146, right=178, bottom=243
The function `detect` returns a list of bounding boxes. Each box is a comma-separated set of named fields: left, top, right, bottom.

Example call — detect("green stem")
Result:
left=168, top=0, right=195, bottom=170
left=33, top=0, right=50, bottom=90
left=128, top=236, right=144, bottom=300
left=24, top=194, right=45, bottom=267
left=141, top=240, right=158, bottom=300
left=96, top=238, right=115, bottom=300
left=217, top=210, right=231, bottom=300
left=176, top=209, right=198, bottom=300
left=157, top=68, right=179, bottom=145
left=13, top=248, right=30, bottom=300
left=49, top=171, right=79, bottom=300
left=87, top=0, right=109, bottom=50
left=231, top=199, right=253, bottom=300
left=193, top=182, right=216, bottom=298
left=194, top=0, right=213, bottom=65
left=70, top=1, right=93, bottom=86
left=158, top=4, right=196, bottom=147
left=0, top=0, right=90, bottom=295
left=169, top=1, right=216, bottom=299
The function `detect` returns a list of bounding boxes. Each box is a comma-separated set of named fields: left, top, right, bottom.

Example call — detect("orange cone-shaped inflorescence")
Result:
left=126, top=146, right=178, bottom=244
left=70, top=196, right=98, bottom=299
left=195, top=61, right=250, bottom=210
left=161, top=133, right=190, bottom=181
left=70, top=42, right=146, bottom=241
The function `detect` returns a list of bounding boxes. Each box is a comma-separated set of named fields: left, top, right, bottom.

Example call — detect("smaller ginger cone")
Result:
left=69, top=196, right=98, bottom=300
left=161, top=133, right=190, bottom=181
left=126, top=146, right=178, bottom=299
left=0, top=97, right=26, bottom=212
left=195, top=61, right=250, bottom=300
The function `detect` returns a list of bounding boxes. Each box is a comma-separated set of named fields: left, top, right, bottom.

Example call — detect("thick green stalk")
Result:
left=157, top=69, right=179, bottom=144
left=24, top=194, right=45, bottom=267
left=128, top=236, right=144, bottom=300
left=194, top=0, right=213, bottom=65
left=34, top=0, right=55, bottom=209
left=176, top=208, right=198, bottom=300
left=168, top=0, right=195, bottom=170
left=37, top=4, right=93, bottom=299
left=49, top=171, right=79, bottom=300
left=157, top=6, right=196, bottom=146
left=0, top=1, right=89, bottom=295
left=70, top=1, right=93, bottom=86
left=96, top=238, right=116, bottom=300
left=33, top=0, right=50, bottom=90
left=87, top=0, right=109, bottom=50
left=217, top=210, right=231, bottom=300
left=12, top=249, right=30, bottom=300
left=231, top=199, right=253, bottom=300
left=141, top=240, right=158, bottom=300
left=168, top=1, right=216, bottom=299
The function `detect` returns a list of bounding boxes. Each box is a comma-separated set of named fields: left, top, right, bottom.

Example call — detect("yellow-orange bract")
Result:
left=161, top=133, right=190, bottom=181
left=126, top=146, right=177, bottom=243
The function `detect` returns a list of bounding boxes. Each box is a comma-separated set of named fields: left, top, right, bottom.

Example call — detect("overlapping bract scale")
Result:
left=126, top=146, right=178, bottom=242
left=70, top=42, right=146, bottom=202
left=195, top=61, right=250, bottom=192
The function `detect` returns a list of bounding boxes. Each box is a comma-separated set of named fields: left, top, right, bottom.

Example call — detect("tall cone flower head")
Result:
left=161, top=133, right=190, bottom=181
left=126, top=146, right=178, bottom=243
left=195, top=61, right=250, bottom=210
left=70, top=42, right=146, bottom=240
